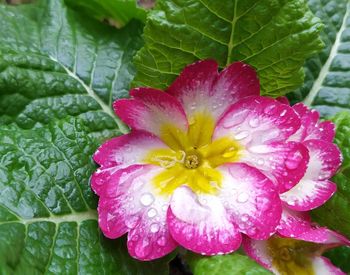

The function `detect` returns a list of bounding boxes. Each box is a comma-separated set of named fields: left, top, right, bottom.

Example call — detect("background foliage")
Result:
left=0, top=0, right=349, bottom=274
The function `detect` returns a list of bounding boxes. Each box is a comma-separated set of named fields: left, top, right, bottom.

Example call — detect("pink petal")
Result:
left=217, top=163, right=282, bottom=240
left=167, top=186, right=241, bottom=255
left=167, top=60, right=259, bottom=121
left=242, top=237, right=272, bottom=270
left=277, top=207, right=314, bottom=238
left=313, top=257, right=346, bottom=275
left=276, top=96, right=290, bottom=105
left=113, top=87, right=188, bottom=137
left=281, top=140, right=341, bottom=210
left=278, top=208, right=350, bottom=246
left=289, top=103, right=335, bottom=142
left=93, top=130, right=169, bottom=168
left=97, top=164, right=178, bottom=260
left=214, top=96, right=301, bottom=145
left=241, top=141, right=309, bottom=193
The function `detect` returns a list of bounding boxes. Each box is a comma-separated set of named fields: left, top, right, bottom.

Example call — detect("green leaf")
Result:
left=312, top=112, right=350, bottom=238
left=0, top=0, right=171, bottom=273
left=291, top=0, right=350, bottom=117
left=133, top=0, right=323, bottom=97
left=324, top=246, right=350, bottom=273
left=65, top=0, right=147, bottom=28
left=186, top=253, right=272, bottom=275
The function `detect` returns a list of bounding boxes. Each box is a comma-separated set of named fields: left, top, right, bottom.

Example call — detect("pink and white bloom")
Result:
left=243, top=225, right=350, bottom=274
left=91, top=60, right=338, bottom=261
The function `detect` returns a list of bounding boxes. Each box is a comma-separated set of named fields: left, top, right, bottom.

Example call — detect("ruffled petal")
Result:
left=277, top=207, right=314, bottom=238
left=241, top=141, right=309, bottom=193
left=214, top=96, right=301, bottom=145
left=97, top=164, right=177, bottom=260
left=167, top=186, right=241, bottom=255
left=281, top=140, right=341, bottom=210
left=167, top=60, right=259, bottom=121
left=217, top=163, right=282, bottom=240
left=289, top=103, right=335, bottom=142
left=278, top=208, right=350, bottom=246
left=93, top=130, right=169, bottom=168
left=113, top=87, right=188, bottom=137
left=312, top=257, right=346, bottom=275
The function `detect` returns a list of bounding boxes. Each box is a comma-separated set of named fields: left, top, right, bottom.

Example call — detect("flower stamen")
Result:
left=185, top=154, right=200, bottom=169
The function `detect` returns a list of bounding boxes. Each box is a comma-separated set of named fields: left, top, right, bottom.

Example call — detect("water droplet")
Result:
left=280, top=109, right=287, bottom=117
left=223, top=146, right=237, bottom=158
left=285, top=151, right=303, bottom=170
left=264, top=104, right=276, bottom=114
left=237, top=192, right=249, bottom=203
left=125, top=216, right=139, bottom=228
left=147, top=208, right=157, bottom=218
left=241, top=214, right=249, bottom=222
left=140, top=193, right=154, bottom=206
left=257, top=158, right=265, bottom=165
left=157, top=236, right=167, bottom=246
left=248, top=117, right=260, bottom=128
left=150, top=223, right=160, bottom=233
left=234, top=131, right=249, bottom=140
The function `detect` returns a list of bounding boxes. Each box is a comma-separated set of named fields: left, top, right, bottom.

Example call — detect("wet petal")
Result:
left=93, top=130, right=169, bottom=168
left=281, top=140, right=341, bottom=210
left=97, top=164, right=178, bottom=260
left=113, top=87, right=188, bottom=138
left=289, top=103, right=335, bottom=142
left=167, top=60, right=259, bottom=122
left=217, top=163, right=282, bottom=240
left=167, top=186, right=241, bottom=255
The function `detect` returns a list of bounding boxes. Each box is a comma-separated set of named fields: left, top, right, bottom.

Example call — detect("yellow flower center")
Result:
left=267, top=236, right=322, bottom=275
left=144, top=113, right=242, bottom=195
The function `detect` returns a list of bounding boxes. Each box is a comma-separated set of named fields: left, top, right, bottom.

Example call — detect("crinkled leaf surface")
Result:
left=291, top=0, right=350, bottom=118
left=133, top=0, right=323, bottom=97
left=0, top=0, right=170, bottom=273
left=65, top=0, right=147, bottom=28
left=186, top=253, right=272, bottom=275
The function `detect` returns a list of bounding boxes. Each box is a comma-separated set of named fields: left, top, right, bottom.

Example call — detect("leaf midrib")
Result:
left=303, top=2, right=350, bottom=107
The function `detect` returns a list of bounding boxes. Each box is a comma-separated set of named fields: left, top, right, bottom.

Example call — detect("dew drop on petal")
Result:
left=237, top=192, right=249, bottom=203
left=150, top=223, right=160, bottom=233
left=157, top=236, right=167, bottom=246
left=147, top=208, right=157, bottom=218
left=285, top=151, right=303, bottom=170
left=234, top=131, right=249, bottom=140
left=249, top=117, right=260, bottom=128
left=257, top=158, right=265, bottom=165
left=125, top=216, right=139, bottom=229
left=140, top=192, right=154, bottom=206
left=241, top=214, right=249, bottom=222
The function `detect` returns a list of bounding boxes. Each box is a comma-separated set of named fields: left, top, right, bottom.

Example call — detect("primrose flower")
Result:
left=243, top=225, right=350, bottom=274
left=92, top=60, right=319, bottom=260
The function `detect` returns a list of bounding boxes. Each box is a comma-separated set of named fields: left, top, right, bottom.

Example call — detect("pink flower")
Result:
left=91, top=60, right=337, bottom=261
left=243, top=226, right=350, bottom=274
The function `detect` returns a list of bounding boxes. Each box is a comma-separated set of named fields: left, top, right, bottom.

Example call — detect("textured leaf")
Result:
left=291, top=0, right=350, bottom=117
left=65, top=0, right=147, bottom=28
left=0, top=0, right=171, bottom=273
left=186, top=253, right=272, bottom=275
left=312, top=112, right=350, bottom=238
left=133, top=0, right=323, bottom=97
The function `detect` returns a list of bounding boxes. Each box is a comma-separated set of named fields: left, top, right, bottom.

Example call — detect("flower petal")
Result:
left=167, top=60, right=259, bottom=121
left=167, top=186, right=241, bottom=255
left=289, top=103, right=335, bottom=142
left=214, top=96, right=301, bottom=145
left=281, top=140, right=341, bottom=210
left=97, top=164, right=178, bottom=260
left=278, top=208, right=350, bottom=246
left=217, top=163, right=282, bottom=240
left=312, top=257, right=346, bottom=275
left=242, top=237, right=272, bottom=270
left=242, top=141, right=309, bottom=193
left=113, top=87, right=188, bottom=137
left=93, top=130, right=169, bottom=168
